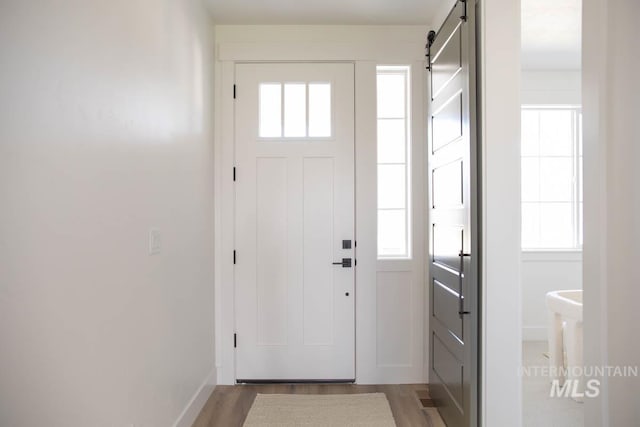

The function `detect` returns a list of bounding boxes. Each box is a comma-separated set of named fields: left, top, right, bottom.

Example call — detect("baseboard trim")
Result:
left=523, top=327, right=546, bottom=342
left=216, top=365, right=225, bottom=385
left=173, top=369, right=217, bottom=427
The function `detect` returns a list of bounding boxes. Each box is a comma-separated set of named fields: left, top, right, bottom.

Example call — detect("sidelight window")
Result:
left=377, top=66, right=411, bottom=259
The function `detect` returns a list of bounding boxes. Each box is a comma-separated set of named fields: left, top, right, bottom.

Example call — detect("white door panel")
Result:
left=235, top=63, right=355, bottom=381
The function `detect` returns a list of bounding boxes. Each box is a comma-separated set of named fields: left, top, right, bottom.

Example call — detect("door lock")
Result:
left=332, top=258, right=352, bottom=268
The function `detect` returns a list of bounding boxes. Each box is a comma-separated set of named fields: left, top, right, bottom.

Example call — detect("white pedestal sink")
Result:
left=545, top=290, right=583, bottom=402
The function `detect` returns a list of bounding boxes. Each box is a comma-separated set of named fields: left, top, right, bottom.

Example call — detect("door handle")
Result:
left=332, top=258, right=352, bottom=268
left=458, top=251, right=471, bottom=317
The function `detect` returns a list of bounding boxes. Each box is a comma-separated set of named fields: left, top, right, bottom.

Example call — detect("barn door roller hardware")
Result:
left=425, top=30, right=436, bottom=71
left=460, top=0, right=468, bottom=22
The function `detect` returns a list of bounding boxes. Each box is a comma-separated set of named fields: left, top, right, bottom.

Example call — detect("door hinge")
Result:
left=233, top=250, right=236, bottom=264
left=234, top=333, right=237, bottom=348
left=233, top=84, right=236, bottom=99
left=233, top=167, right=236, bottom=182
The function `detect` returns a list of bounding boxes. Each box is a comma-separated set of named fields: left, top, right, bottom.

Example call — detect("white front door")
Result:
left=234, top=63, right=355, bottom=381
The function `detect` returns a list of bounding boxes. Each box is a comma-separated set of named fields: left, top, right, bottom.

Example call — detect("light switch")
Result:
left=149, top=229, right=161, bottom=255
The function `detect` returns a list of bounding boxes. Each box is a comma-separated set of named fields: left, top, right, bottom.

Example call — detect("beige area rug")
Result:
left=243, top=393, right=397, bottom=426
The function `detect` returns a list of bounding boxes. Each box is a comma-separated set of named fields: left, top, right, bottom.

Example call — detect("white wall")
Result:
left=212, top=25, right=429, bottom=385
left=214, top=25, right=428, bottom=44
left=583, top=0, right=640, bottom=425
left=520, top=70, right=583, bottom=341
left=0, top=1, right=216, bottom=426
left=521, top=70, right=581, bottom=105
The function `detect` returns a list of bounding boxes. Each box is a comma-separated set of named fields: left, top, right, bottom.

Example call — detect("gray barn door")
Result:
left=427, top=1, right=478, bottom=427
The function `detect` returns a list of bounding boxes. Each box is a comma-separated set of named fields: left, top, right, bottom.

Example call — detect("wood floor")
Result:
left=191, top=383, right=445, bottom=427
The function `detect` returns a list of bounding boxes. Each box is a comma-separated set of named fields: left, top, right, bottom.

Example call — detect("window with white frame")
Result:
left=377, top=66, right=411, bottom=258
left=258, top=82, right=332, bottom=139
left=521, top=106, right=583, bottom=250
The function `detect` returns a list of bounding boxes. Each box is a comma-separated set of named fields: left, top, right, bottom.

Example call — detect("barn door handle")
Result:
left=459, top=251, right=471, bottom=317
left=332, top=258, right=352, bottom=268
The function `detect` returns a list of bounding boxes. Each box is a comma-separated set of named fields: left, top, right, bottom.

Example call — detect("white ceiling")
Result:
left=521, top=0, right=582, bottom=70
left=204, top=0, right=441, bottom=25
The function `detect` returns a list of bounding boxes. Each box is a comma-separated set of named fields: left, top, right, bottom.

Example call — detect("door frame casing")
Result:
left=213, top=32, right=428, bottom=385
left=476, top=0, right=523, bottom=425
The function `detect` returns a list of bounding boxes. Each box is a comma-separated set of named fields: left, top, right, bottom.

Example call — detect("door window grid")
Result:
left=377, top=66, right=411, bottom=259
left=521, top=106, right=583, bottom=250
left=259, top=82, right=332, bottom=139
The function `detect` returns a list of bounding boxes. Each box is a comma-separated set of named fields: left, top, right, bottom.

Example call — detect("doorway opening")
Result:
left=520, top=0, right=584, bottom=425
